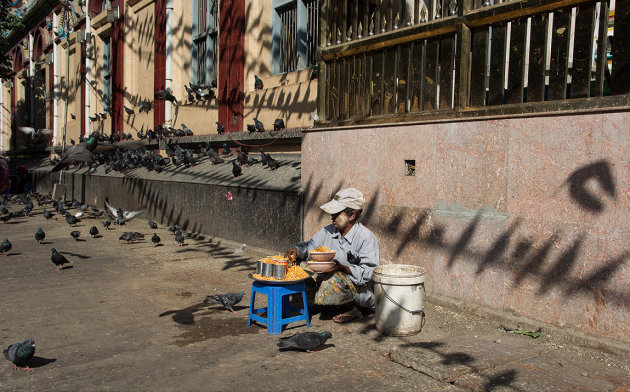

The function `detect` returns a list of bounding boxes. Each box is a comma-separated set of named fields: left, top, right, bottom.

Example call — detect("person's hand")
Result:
left=333, top=259, right=349, bottom=274
left=285, top=247, right=298, bottom=261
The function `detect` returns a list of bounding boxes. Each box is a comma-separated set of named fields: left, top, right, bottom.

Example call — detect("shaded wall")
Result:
left=301, top=111, right=630, bottom=343
left=34, top=169, right=302, bottom=252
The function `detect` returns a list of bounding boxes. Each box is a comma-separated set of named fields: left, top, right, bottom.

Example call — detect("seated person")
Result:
left=285, top=188, right=379, bottom=323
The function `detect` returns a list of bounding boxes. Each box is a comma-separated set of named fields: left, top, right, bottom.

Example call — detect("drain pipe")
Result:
left=52, top=11, right=59, bottom=146
left=28, top=32, right=35, bottom=127
left=84, top=0, right=91, bottom=136
left=0, top=82, right=4, bottom=151
left=165, top=0, right=173, bottom=125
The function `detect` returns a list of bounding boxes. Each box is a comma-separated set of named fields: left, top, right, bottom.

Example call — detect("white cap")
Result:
left=320, top=188, right=365, bottom=214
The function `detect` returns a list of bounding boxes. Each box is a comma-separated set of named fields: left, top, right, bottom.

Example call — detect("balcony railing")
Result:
left=317, top=0, right=630, bottom=125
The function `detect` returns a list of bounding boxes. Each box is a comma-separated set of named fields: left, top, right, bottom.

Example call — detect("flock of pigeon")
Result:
left=50, top=123, right=285, bottom=178
left=2, top=191, right=332, bottom=370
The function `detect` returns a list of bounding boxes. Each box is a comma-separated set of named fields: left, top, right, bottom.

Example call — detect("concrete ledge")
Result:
left=32, top=154, right=303, bottom=251
left=427, top=292, right=630, bottom=359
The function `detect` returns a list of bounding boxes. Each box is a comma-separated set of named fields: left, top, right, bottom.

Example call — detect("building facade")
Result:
left=0, top=0, right=318, bottom=154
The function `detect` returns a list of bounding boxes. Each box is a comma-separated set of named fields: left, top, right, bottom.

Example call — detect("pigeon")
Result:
left=102, top=220, right=111, bottom=230
left=42, top=209, right=53, bottom=220
left=50, top=248, right=70, bottom=270
left=168, top=224, right=180, bottom=236
left=89, top=226, right=99, bottom=237
left=70, top=231, right=81, bottom=241
left=175, top=229, right=184, bottom=246
left=71, top=113, right=76, bottom=120
left=247, top=124, right=256, bottom=133
left=253, top=118, right=265, bottom=132
left=151, top=233, right=161, bottom=247
left=154, top=89, right=177, bottom=103
left=273, top=118, right=285, bottom=131
left=70, top=138, right=76, bottom=145
left=260, top=148, right=268, bottom=167
left=0, top=239, right=12, bottom=255
left=35, top=228, right=45, bottom=244
left=267, top=154, right=279, bottom=171
left=203, top=292, right=244, bottom=313
left=18, top=127, right=53, bottom=142
left=209, top=154, right=224, bottom=165
left=51, top=136, right=98, bottom=172
left=232, top=160, right=242, bottom=177
left=119, top=232, right=133, bottom=243
left=104, top=199, right=143, bottom=225
left=148, top=221, right=158, bottom=229
left=4, top=339, right=36, bottom=370
left=254, top=75, right=263, bottom=90
left=221, top=143, right=232, bottom=157
left=65, top=214, right=79, bottom=226
left=277, top=331, right=333, bottom=353
left=311, top=111, right=320, bottom=124
left=74, top=211, right=84, bottom=219
left=216, top=122, right=225, bottom=134
left=124, top=106, right=134, bottom=115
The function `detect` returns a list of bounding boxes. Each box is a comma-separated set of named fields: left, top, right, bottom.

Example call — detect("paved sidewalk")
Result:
left=0, top=201, right=629, bottom=391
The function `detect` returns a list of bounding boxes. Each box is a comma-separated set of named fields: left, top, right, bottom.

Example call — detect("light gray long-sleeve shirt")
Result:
left=296, top=222, right=380, bottom=288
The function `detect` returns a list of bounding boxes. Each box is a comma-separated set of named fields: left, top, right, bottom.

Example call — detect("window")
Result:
left=272, top=0, right=319, bottom=74
left=102, top=36, right=112, bottom=112
left=191, top=0, right=218, bottom=85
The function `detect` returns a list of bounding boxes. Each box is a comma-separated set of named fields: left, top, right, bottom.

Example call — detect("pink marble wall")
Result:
left=301, top=111, right=630, bottom=343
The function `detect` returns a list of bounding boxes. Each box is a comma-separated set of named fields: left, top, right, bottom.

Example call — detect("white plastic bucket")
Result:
left=373, top=264, right=426, bottom=336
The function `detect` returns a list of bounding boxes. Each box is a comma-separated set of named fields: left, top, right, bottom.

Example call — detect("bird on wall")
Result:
left=216, top=122, right=224, bottom=134
left=254, top=75, right=263, bottom=90
left=253, top=118, right=265, bottom=132
left=273, top=118, right=285, bottom=131
left=124, top=106, right=134, bottom=115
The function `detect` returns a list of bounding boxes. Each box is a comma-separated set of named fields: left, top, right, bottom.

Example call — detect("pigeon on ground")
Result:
left=104, top=199, right=143, bottom=225
left=4, top=339, right=36, bottom=371
left=277, top=331, right=333, bottom=352
left=119, top=232, right=144, bottom=244
left=65, top=214, right=79, bottom=226
left=204, top=292, right=245, bottom=313
left=254, top=75, right=263, bottom=90
left=260, top=149, right=268, bottom=167
left=70, top=231, right=81, bottom=241
left=51, top=136, right=98, bottom=172
left=89, top=226, right=99, bottom=237
left=50, top=248, right=70, bottom=271
left=168, top=224, right=180, bottom=235
left=232, top=160, right=242, bottom=177
left=175, top=229, right=184, bottom=246
left=42, top=209, right=53, bottom=219
left=209, top=154, right=224, bottom=165
left=151, top=233, right=161, bottom=247
left=102, top=220, right=111, bottom=230
left=35, top=228, right=45, bottom=244
left=148, top=221, right=158, bottom=229
left=1, top=239, right=12, bottom=255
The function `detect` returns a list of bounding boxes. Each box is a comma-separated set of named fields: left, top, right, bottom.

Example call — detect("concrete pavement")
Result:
left=1, top=200, right=629, bottom=391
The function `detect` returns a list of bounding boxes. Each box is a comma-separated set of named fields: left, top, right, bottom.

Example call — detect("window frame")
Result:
left=271, top=0, right=319, bottom=75
left=102, top=35, right=112, bottom=112
left=191, top=0, right=218, bottom=85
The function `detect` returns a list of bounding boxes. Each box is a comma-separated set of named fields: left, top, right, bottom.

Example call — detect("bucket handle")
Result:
left=377, top=282, right=426, bottom=317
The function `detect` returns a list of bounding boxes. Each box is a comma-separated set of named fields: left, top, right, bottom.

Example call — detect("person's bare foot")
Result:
left=333, top=306, right=362, bottom=323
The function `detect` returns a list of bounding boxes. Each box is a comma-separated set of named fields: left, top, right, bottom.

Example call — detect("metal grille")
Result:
left=196, top=39, right=207, bottom=84
left=193, top=0, right=217, bottom=84
left=279, top=3, right=298, bottom=73
left=305, top=0, right=319, bottom=67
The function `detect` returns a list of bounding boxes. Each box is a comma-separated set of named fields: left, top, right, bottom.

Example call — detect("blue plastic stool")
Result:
left=247, top=281, right=310, bottom=334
